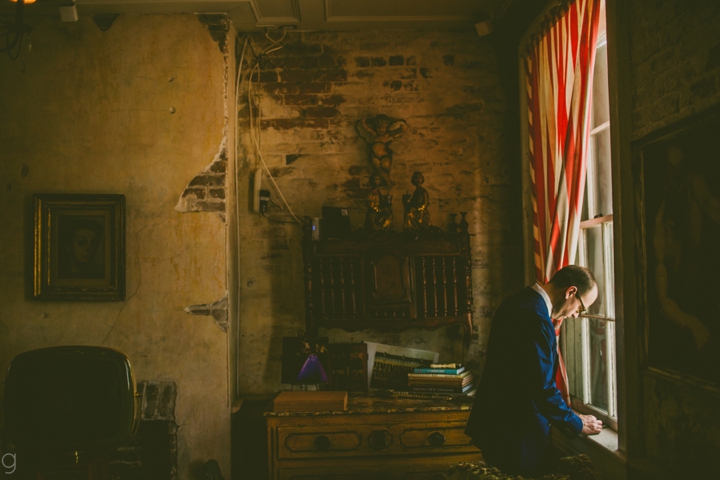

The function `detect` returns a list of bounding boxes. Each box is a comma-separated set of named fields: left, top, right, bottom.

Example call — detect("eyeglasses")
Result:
left=575, top=292, right=587, bottom=314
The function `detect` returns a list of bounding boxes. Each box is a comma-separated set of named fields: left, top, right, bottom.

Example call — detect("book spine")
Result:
left=407, top=372, right=470, bottom=379
left=410, top=385, right=472, bottom=393
left=413, top=368, right=464, bottom=374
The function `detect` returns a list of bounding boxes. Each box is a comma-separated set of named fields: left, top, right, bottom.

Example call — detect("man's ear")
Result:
left=565, top=286, right=577, bottom=299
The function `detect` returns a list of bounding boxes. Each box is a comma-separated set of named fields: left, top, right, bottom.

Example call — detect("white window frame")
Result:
left=519, top=0, right=620, bottom=434
left=566, top=26, right=618, bottom=431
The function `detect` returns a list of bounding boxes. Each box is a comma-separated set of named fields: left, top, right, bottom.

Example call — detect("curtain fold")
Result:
left=525, top=0, right=602, bottom=405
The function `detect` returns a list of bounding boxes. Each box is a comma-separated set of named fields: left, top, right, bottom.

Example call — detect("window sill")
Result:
left=550, top=426, right=626, bottom=480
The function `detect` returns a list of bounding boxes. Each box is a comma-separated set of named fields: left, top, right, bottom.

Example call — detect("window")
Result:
left=561, top=10, right=618, bottom=431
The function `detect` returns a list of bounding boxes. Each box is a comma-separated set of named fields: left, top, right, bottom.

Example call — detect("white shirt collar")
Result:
left=531, top=282, right=553, bottom=317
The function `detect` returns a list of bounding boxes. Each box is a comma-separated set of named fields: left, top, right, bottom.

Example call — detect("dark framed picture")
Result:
left=280, top=335, right=329, bottom=385
left=327, top=343, right=368, bottom=392
left=33, top=194, right=126, bottom=301
left=637, top=110, right=720, bottom=387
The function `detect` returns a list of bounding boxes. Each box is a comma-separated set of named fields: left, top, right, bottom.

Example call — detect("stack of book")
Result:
left=407, top=363, right=475, bottom=396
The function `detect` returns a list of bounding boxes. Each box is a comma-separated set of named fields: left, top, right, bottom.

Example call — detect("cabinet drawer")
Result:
left=276, top=421, right=475, bottom=460
left=277, top=424, right=380, bottom=459
left=282, top=430, right=362, bottom=456
left=399, top=421, right=472, bottom=450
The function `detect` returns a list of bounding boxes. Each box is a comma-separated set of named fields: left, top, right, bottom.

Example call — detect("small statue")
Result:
left=365, top=173, right=393, bottom=232
left=356, top=114, right=408, bottom=186
left=458, top=212, right=469, bottom=232
left=403, top=171, right=431, bottom=232
left=447, top=213, right=459, bottom=233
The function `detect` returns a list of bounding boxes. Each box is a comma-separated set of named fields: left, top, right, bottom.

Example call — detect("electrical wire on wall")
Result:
left=1, top=0, right=32, bottom=60
left=233, top=34, right=249, bottom=400
left=245, top=28, right=303, bottom=225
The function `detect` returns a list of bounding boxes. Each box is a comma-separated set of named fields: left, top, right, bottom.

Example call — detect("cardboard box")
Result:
left=273, top=391, right=348, bottom=412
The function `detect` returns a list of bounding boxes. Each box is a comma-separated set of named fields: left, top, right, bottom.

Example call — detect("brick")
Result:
left=399, top=69, right=417, bottom=79
left=406, top=56, right=416, bottom=65
left=317, top=54, right=340, bottom=68
left=198, top=201, right=226, bottom=212
left=387, top=80, right=402, bottom=91
left=250, top=70, right=279, bottom=83
left=353, top=70, right=374, bottom=79
left=283, top=55, right=319, bottom=69
left=443, top=55, right=455, bottom=66
left=286, top=154, right=303, bottom=165
left=371, top=57, right=387, bottom=67
left=258, top=55, right=285, bottom=69
left=261, top=118, right=330, bottom=130
left=210, top=160, right=226, bottom=173
left=318, top=95, right=345, bottom=107
left=282, top=42, right=322, bottom=55
left=189, top=175, right=225, bottom=187
left=355, top=57, right=370, bottom=68
left=389, top=55, right=404, bottom=66
left=237, top=104, right=251, bottom=118
left=183, top=187, right=206, bottom=199
left=262, top=82, right=299, bottom=95
left=303, top=106, right=339, bottom=118
left=268, top=166, right=296, bottom=177
left=280, top=69, right=347, bottom=83
left=297, top=82, right=333, bottom=94
left=420, top=68, right=432, bottom=78
left=209, top=188, right=226, bottom=199
left=284, top=94, right=317, bottom=106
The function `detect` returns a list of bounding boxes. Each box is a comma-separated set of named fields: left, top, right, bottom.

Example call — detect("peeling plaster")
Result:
left=197, top=14, right=230, bottom=54
left=175, top=138, right=228, bottom=222
left=184, top=293, right=228, bottom=332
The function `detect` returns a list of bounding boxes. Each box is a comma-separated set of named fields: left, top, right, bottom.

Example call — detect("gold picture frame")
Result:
left=33, top=194, right=126, bottom=301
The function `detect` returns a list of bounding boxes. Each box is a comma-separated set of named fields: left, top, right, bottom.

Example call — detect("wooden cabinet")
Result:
left=265, top=395, right=482, bottom=480
left=302, top=225, right=473, bottom=339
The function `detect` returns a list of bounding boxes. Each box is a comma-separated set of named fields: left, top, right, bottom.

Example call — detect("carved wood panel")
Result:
left=302, top=224, right=473, bottom=336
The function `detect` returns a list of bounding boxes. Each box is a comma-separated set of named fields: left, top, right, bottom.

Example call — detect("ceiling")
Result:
left=2, top=0, right=514, bottom=32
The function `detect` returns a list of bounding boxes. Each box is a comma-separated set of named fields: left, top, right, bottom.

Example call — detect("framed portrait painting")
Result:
left=33, top=194, right=126, bottom=301
left=638, top=110, right=720, bottom=387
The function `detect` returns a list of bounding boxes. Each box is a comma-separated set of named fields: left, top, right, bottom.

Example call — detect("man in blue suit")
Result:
left=465, top=265, right=603, bottom=476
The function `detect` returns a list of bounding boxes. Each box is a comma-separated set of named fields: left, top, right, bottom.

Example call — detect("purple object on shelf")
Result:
left=296, top=354, right=328, bottom=384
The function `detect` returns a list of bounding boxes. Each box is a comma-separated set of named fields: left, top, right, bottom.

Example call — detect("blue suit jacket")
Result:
left=465, top=287, right=583, bottom=475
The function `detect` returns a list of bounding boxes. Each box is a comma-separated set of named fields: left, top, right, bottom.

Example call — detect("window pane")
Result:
left=583, top=225, right=606, bottom=316
left=589, top=318, right=609, bottom=412
left=588, top=128, right=613, bottom=217
left=562, top=317, right=585, bottom=401
left=592, top=42, right=610, bottom=129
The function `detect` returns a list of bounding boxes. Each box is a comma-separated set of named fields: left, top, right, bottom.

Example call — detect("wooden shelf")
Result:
left=302, top=224, right=474, bottom=339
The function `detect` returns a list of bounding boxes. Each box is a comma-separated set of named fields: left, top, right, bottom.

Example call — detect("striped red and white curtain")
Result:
left=525, top=0, right=602, bottom=404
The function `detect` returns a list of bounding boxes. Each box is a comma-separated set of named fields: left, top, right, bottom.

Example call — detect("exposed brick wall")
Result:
left=630, top=0, right=720, bottom=140
left=176, top=142, right=227, bottom=221
left=628, top=0, right=720, bottom=476
left=236, top=30, right=524, bottom=394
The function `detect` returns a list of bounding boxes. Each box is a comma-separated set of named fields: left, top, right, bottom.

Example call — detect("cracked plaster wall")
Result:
left=0, top=14, right=231, bottom=479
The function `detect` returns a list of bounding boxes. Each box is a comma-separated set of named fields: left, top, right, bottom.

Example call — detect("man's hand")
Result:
left=579, top=414, right=603, bottom=435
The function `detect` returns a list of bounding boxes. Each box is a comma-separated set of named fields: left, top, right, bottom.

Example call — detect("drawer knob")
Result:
left=314, top=435, right=331, bottom=450
left=369, top=430, right=391, bottom=450
left=428, top=431, right=446, bottom=447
